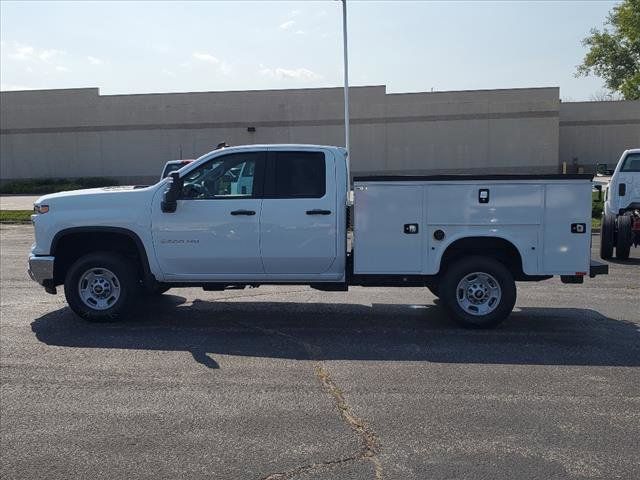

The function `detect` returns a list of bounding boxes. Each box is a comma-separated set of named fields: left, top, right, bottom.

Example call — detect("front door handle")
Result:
left=306, top=209, right=332, bottom=215
left=230, top=209, right=256, bottom=216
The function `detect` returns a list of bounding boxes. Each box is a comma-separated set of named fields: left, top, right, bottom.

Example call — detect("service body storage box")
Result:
left=353, top=175, right=593, bottom=277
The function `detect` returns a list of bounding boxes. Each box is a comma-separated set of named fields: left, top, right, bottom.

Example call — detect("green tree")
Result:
left=577, top=0, right=640, bottom=100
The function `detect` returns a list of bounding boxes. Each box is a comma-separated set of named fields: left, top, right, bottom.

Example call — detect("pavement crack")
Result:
left=314, top=362, right=383, bottom=479
left=237, top=322, right=382, bottom=480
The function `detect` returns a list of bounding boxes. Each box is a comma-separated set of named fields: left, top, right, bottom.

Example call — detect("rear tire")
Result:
left=616, top=215, right=632, bottom=260
left=440, top=256, right=516, bottom=329
left=64, top=252, right=139, bottom=322
left=600, top=213, right=615, bottom=259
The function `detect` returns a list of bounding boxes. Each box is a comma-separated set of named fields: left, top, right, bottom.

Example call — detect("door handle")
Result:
left=306, top=209, right=332, bottom=215
left=230, top=209, right=256, bottom=216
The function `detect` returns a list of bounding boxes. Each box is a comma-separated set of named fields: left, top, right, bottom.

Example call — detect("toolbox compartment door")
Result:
left=354, top=184, right=423, bottom=273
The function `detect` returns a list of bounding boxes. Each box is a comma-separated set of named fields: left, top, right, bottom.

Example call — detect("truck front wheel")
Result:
left=440, top=256, right=516, bottom=329
left=615, top=215, right=632, bottom=260
left=64, top=252, right=139, bottom=322
left=600, top=213, right=616, bottom=259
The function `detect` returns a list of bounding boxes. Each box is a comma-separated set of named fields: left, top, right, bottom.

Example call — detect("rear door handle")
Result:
left=306, top=209, right=332, bottom=215
left=230, top=209, right=256, bottom=216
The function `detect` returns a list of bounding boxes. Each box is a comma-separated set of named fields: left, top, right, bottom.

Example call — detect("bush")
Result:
left=0, top=177, right=118, bottom=194
left=592, top=190, right=604, bottom=218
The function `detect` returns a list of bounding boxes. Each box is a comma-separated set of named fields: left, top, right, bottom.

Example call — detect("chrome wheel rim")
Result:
left=455, top=272, right=502, bottom=316
left=78, top=267, right=121, bottom=310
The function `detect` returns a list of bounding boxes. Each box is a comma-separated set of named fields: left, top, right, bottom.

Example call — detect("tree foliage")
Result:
left=577, top=0, right=640, bottom=100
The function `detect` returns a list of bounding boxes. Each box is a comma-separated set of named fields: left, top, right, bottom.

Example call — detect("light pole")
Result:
left=340, top=0, right=350, bottom=171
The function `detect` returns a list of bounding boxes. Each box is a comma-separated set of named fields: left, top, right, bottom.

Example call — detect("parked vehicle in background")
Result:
left=28, top=144, right=607, bottom=329
left=160, top=159, right=194, bottom=180
left=600, top=149, right=640, bottom=260
left=596, top=163, right=615, bottom=176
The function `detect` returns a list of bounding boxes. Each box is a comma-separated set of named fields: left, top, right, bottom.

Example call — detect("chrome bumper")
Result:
left=28, top=254, right=55, bottom=287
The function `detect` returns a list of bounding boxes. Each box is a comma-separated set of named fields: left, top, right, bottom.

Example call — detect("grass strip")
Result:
left=0, top=210, right=33, bottom=223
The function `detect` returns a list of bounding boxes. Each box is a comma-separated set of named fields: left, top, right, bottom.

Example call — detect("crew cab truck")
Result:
left=600, top=148, right=640, bottom=260
left=28, top=144, right=608, bottom=328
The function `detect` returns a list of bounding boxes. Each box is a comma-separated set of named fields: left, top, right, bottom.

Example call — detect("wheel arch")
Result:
left=51, top=226, right=154, bottom=286
left=436, top=235, right=529, bottom=280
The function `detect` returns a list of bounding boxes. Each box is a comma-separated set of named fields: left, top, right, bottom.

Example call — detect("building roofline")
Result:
left=387, top=86, right=559, bottom=96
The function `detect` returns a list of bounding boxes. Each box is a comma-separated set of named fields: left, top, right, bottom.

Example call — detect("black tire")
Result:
left=64, top=252, right=139, bottom=322
left=615, top=215, right=632, bottom=260
left=600, top=213, right=615, bottom=259
left=426, top=284, right=440, bottom=297
left=440, top=256, right=516, bottom=329
left=145, top=284, right=171, bottom=296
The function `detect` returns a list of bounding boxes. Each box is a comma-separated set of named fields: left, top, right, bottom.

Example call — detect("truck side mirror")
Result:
left=161, top=171, right=183, bottom=213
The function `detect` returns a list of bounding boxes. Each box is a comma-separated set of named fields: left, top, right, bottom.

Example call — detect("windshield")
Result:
left=620, top=153, right=640, bottom=172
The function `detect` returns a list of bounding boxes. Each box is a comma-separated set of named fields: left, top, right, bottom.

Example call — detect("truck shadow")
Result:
left=31, top=295, right=640, bottom=368
left=606, top=257, right=640, bottom=265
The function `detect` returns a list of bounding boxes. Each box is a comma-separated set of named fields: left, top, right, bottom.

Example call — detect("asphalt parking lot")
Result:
left=1, top=224, right=639, bottom=480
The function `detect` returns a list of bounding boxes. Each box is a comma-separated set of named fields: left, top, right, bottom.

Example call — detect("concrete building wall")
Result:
left=0, top=84, right=624, bottom=185
left=559, top=100, right=640, bottom=171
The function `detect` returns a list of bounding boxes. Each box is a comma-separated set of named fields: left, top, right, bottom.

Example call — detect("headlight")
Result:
left=33, top=204, right=49, bottom=214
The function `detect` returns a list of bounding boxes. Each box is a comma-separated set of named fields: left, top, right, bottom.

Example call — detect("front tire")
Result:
left=616, top=215, right=632, bottom=260
left=145, top=284, right=171, bottom=296
left=64, top=252, right=139, bottom=322
left=440, top=256, right=516, bottom=329
left=600, top=213, right=615, bottom=259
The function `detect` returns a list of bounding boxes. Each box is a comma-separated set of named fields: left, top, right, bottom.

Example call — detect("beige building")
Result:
left=0, top=85, right=638, bottom=184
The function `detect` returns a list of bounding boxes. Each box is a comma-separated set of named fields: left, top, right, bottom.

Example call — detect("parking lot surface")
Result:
left=1, top=224, right=639, bottom=480
left=0, top=195, right=40, bottom=210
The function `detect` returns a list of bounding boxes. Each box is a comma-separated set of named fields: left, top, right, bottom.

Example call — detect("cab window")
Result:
left=265, top=151, right=326, bottom=198
left=181, top=152, right=263, bottom=199
left=621, top=153, right=640, bottom=172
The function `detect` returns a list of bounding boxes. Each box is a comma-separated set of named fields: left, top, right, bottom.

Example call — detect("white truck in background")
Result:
left=28, top=144, right=607, bottom=328
left=600, top=148, right=640, bottom=260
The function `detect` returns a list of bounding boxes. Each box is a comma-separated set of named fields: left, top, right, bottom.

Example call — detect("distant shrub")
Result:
left=592, top=190, right=604, bottom=218
left=0, top=177, right=118, bottom=194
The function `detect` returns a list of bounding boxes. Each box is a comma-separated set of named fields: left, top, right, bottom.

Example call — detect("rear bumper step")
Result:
left=589, top=260, right=609, bottom=278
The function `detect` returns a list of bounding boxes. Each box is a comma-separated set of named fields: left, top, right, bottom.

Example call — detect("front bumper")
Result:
left=28, top=254, right=56, bottom=293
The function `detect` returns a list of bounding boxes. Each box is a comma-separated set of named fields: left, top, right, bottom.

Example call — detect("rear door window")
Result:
left=266, top=151, right=326, bottom=198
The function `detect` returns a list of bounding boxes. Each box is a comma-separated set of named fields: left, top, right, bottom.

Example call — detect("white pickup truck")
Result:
left=28, top=144, right=608, bottom=328
left=600, top=148, right=640, bottom=260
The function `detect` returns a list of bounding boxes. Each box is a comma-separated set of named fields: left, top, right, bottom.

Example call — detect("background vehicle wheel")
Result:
left=600, top=213, right=615, bottom=259
left=426, top=284, right=439, bottom=297
left=440, top=256, right=516, bottom=329
left=615, top=215, right=632, bottom=260
left=64, top=252, right=139, bottom=322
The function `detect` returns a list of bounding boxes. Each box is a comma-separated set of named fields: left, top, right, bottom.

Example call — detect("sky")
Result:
left=0, top=0, right=620, bottom=100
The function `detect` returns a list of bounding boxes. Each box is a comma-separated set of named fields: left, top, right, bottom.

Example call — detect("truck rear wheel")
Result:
left=616, top=215, right=632, bottom=260
left=440, top=256, right=516, bottom=329
left=64, top=252, right=139, bottom=322
left=600, top=213, right=615, bottom=259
